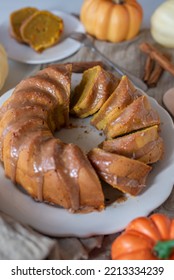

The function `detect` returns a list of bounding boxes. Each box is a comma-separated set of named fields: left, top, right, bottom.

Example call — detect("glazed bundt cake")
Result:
left=0, top=63, right=164, bottom=212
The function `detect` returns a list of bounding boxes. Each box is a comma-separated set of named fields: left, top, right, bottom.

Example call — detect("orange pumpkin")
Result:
left=80, top=0, right=143, bottom=42
left=111, top=213, right=174, bottom=260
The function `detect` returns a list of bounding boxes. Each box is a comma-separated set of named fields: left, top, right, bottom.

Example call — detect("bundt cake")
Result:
left=100, top=125, right=164, bottom=164
left=10, top=7, right=38, bottom=42
left=91, top=75, right=140, bottom=130
left=20, top=10, right=64, bottom=52
left=104, top=95, right=160, bottom=139
left=70, top=65, right=119, bottom=118
left=88, top=148, right=152, bottom=196
left=0, top=63, right=164, bottom=213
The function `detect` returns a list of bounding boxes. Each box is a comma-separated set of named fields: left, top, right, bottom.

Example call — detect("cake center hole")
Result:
left=55, top=116, right=105, bottom=154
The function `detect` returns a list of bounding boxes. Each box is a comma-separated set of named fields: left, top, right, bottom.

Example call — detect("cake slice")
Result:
left=100, top=125, right=164, bottom=164
left=88, top=148, right=152, bottom=196
left=60, top=143, right=104, bottom=212
left=15, top=130, right=53, bottom=199
left=6, top=63, right=72, bottom=129
left=37, top=64, right=72, bottom=127
left=20, top=10, right=64, bottom=52
left=104, top=95, right=160, bottom=139
left=91, top=75, right=140, bottom=130
left=0, top=105, right=53, bottom=161
left=10, top=7, right=38, bottom=42
left=3, top=124, right=51, bottom=181
left=41, top=139, right=75, bottom=208
left=0, top=89, right=59, bottom=132
left=70, top=65, right=119, bottom=118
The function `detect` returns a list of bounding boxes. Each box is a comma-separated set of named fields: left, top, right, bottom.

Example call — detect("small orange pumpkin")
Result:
left=80, top=0, right=143, bottom=42
left=111, top=213, right=174, bottom=260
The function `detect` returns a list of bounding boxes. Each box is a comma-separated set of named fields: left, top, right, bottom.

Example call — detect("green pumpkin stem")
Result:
left=154, top=240, right=174, bottom=259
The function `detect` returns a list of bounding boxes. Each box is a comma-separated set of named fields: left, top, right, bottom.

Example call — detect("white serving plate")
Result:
left=0, top=10, right=84, bottom=64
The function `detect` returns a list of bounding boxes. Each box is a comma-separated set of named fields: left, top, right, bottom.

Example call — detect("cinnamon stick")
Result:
left=139, top=43, right=174, bottom=76
left=143, top=55, right=154, bottom=82
left=146, top=61, right=164, bottom=87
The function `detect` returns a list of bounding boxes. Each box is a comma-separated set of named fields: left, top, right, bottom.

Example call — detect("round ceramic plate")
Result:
left=0, top=10, right=85, bottom=64
left=0, top=73, right=174, bottom=237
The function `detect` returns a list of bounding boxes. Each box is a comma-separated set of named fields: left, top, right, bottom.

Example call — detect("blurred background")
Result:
left=1, top=0, right=165, bottom=27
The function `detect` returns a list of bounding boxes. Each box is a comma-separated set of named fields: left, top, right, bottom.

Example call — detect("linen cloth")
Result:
left=0, top=29, right=174, bottom=260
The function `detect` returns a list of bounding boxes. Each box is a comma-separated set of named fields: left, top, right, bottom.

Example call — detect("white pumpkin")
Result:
left=151, top=0, right=174, bottom=48
left=0, top=44, right=8, bottom=90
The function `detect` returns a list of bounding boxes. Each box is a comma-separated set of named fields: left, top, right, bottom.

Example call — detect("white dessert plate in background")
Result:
left=0, top=11, right=85, bottom=64
left=0, top=73, right=174, bottom=237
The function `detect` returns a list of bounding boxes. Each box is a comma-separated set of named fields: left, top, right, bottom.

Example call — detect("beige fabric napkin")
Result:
left=0, top=29, right=174, bottom=260
left=0, top=212, right=58, bottom=260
